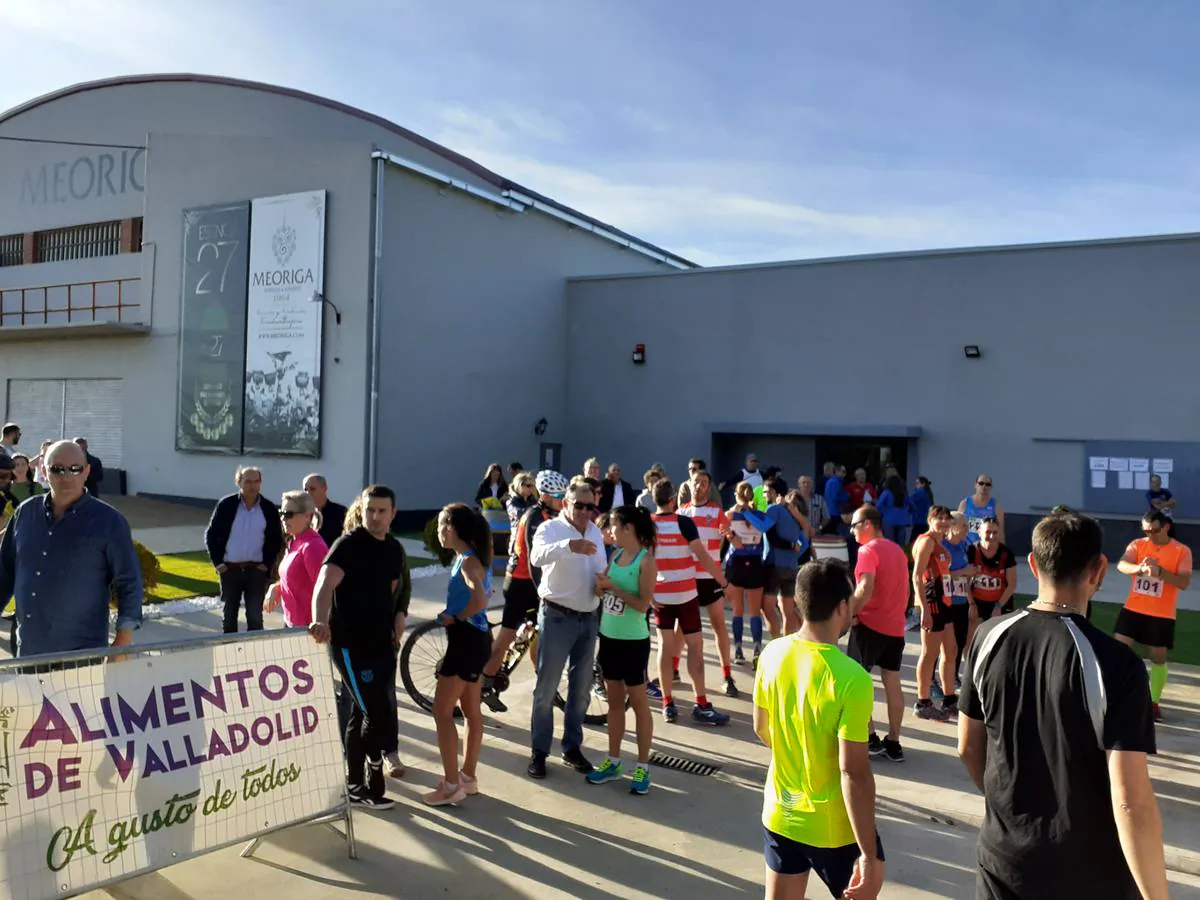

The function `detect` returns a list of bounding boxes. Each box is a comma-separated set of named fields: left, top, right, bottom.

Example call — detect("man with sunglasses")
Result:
left=1115, top=510, right=1192, bottom=722
left=959, top=474, right=1004, bottom=544
left=204, top=466, right=284, bottom=633
left=527, top=475, right=607, bottom=779
left=0, top=440, right=142, bottom=657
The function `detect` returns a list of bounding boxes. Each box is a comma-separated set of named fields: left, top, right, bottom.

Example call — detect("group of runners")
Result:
left=411, top=454, right=1191, bottom=897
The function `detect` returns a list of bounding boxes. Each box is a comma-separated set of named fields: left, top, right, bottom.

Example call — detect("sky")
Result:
left=2, top=0, right=1199, bottom=266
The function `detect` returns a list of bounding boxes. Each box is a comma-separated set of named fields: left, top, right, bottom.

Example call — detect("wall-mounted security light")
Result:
left=310, top=290, right=342, bottom=325
left=632, top=343, right=646, bottom=365
left=964, top=345, right=981, bottom=359
left=534, top=417, right=548, bottom=436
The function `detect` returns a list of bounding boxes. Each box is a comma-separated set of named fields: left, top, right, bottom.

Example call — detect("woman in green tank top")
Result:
left=588, top=505, right=658, bottom=795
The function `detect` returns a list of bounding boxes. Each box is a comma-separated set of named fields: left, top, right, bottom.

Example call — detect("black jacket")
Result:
left=204, top=492, right=284, bottom=569
left=84, top=453, right=104, bottom=496
left=317, top=500, right=348, bottom=548
left=599, top=478, right=636, bottom=513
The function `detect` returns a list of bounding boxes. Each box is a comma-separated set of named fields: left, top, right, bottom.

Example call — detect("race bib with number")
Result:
left=952, top=576, right=970, bottom=596
left=973, top=574, right=1003, bottom=591
left=732, top=521, right=762, bottom=545
left=942, top=575, right=953, bottom=597
left=1133, top=576, right=1164, bottom=598
left=602, top=591, right=626, bottom=615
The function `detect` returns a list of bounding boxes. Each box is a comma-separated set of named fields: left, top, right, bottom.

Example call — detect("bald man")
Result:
left=0, top=440, right=142, bottom=657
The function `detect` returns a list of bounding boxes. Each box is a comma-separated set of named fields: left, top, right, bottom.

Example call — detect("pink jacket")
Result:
left=278, top=529, right=329, bottom=627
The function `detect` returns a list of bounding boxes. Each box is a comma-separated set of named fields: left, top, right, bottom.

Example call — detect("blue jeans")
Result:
left=883, top=523, right=910, bottom=546
left=531, top=605, right=599, bottom=756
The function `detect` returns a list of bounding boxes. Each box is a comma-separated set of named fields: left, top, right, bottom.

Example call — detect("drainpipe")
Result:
left=365, top=154, right=385, bottom=485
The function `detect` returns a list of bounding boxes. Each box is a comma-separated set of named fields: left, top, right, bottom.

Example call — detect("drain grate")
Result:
left=648, top=752, right=721, bottom=776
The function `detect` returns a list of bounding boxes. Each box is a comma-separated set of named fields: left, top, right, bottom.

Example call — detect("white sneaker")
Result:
left=384, top=752, right=406, bottom=779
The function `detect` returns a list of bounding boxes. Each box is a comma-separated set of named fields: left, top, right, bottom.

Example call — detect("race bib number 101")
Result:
left=1133, top=576, right=1164, bottom=598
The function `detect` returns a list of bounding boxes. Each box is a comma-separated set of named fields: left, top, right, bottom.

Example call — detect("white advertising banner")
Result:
left=243, top=190, right=327, bottom=456
left=0, top=633, right=344, bottom=900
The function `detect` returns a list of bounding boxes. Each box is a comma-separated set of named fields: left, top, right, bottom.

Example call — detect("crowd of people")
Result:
left=0, top=436, right=1189, bottom=898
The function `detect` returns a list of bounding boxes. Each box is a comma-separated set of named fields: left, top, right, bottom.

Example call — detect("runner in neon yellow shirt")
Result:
left=753, top=559, right=885, bottom=899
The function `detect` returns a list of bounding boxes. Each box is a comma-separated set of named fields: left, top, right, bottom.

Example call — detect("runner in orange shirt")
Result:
left=1114, top=511, right=1192, bottom=721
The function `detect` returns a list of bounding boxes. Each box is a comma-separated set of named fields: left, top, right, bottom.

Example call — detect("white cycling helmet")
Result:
left=535, top=469, right=570, bottom=496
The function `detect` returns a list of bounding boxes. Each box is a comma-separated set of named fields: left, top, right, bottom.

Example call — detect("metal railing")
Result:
left=0, top=277, right=142, bottom=327
left=34, top=220, right=121, bottom=263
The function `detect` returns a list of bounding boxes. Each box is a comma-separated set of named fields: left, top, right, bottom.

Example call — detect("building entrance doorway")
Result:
left=815, top=437, right=910, bottom=488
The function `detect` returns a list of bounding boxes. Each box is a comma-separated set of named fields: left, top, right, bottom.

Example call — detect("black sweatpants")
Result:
left=219, top=565, right=267, bottom=633
left=949, top=603, right=970, bottom=680
left=330, top=647, right=397, bottom=798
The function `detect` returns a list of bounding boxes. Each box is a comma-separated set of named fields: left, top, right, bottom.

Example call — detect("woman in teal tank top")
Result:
left=589, top=505, right=658, bottom=795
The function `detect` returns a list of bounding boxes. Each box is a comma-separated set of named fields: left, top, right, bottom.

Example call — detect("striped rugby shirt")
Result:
left=652, top=512, right=701, bottom=605
left=679, top=501, right=728, bottom=580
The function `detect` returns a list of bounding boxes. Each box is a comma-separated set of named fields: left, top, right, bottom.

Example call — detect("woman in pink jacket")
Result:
left=267, top=490, right=328, bottom=627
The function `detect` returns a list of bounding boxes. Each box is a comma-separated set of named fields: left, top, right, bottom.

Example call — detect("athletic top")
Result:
left=446, top=551, right=491, bottom=632
left=764, top=502, right=808, bottom=569
left=968, top=542, right=1015, bottom=603
left=963, top=495, right=997, bottom=543
left=754, top=637, right=873, bottom=848
left=961, top=610, right=1154, bottom=898
left=916, top=533, right=952, bottom=606
left=652, top=513, right=700, bottom=605
left=600, top=548, right=650, bottom=640
left=1146, top=488, right=1174, bottom=518
left=726, top=507, right=769, bottom=563
left=740, top=468, right=764, bottom=490
left=679, top=501, right=728, bottom=579
left=944, top=537, right=972, bottom=605
left=1122, top=537, right=1193, bottom=620
left=507, top=504, right=553, bottom=581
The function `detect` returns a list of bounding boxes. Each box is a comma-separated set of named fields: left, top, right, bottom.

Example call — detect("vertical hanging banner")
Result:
left=176, top=202, right=251, bottom=453
left=243, top=190, right=326, bottom=457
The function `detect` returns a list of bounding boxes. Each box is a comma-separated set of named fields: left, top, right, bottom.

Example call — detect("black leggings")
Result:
left=330, top=647, right=397, bottom=797
left=949, top=604, right=970, bottom=682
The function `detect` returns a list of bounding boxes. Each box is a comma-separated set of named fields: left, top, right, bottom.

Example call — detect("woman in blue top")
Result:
left=726, top=481, right=775, bottom=664
left=875, top=476, right=914, bottom=546
left=910, top=477, right=934, bottom=539
left=425, top=503, right=494, bottom=807
left=958, top=474, right=1004, bottom=544
left=936, top=512, right=977, bottom=710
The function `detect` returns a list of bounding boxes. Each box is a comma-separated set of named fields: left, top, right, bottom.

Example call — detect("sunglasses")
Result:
left=1143, top=527, right=1162, bottom=536
left=280, top=510, right=306, bottom=520
left=849, top=520, right=868, bottom=530
left=977, top=481, right=992, bottom=487
left=549, top=492, right=565, bottom=501
left=48, top=464, right=86, bottom=476
left=573, top=502, right=597, bottom=512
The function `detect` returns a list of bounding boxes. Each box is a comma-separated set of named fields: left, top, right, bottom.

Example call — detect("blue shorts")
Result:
left=763, top=827, right=885, bottom=896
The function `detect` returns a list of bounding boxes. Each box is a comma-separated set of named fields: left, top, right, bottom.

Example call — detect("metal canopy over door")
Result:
left=4, top=378, right=123, bottom=468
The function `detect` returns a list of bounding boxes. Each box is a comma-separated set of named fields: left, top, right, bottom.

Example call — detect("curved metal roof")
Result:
left=0, top=72, right=694, bottom=268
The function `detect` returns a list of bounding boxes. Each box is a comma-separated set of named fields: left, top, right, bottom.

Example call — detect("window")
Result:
left=0, top=233, right=23, bottom=268
left=35, top=220, right=122, bottom=263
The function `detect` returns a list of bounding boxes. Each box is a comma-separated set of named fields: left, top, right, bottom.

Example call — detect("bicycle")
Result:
left=400, top=615, right=625, bottom=725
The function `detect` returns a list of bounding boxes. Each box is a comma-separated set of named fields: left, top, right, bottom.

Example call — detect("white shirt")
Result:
left=529, top=514, right=607, bottom=612
left=612, top=482, right=625, bottom=508
left=226, top=498, right=267, bottom=563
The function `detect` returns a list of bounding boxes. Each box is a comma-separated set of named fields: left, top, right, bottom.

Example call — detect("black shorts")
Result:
left=696, top=579, right=725, bottom=608
left=500, top=577, right=539, bottom=630
left=974, top=598, right=1013, bottom=621
left=598, top=635, right=651, bottom=686
left=924, top=600, right=954, bottom=633
left=437, top=622, right=493, bottom=682
left=766, top=565, right=798, bottom=599
left=847, top=622, right=905, bottom=672
left=763, top=827, right=886, bottom=893
left=1115, top=607, right=1175, bottom=650
left=726, top=555, right=766, bottom=590
left=654, top=598, right=703, bottom=635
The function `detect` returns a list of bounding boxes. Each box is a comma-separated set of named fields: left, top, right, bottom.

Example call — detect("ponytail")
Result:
left=612, top=504, right=656, bottom=550
left=441, top=502, right=494, bottom=566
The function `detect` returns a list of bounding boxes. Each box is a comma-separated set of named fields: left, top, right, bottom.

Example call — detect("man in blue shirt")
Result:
left=0, top=440, right=142, bottom=657
left=763, top=478, right=811, bottom=634
left=823, top=464, right=849, bottom=532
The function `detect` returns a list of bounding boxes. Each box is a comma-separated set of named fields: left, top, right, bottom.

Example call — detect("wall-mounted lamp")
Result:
left=632, top=343, right=646, bottom=365
left=310, top=290, right=342, bottom=325
left=534, top=417, right=548, bottom=436
left=963, top=345, right=981, bottom=359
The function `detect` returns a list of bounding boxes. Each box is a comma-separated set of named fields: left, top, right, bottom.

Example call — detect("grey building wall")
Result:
left=376, top=165, right=667, bottom=510
left=565, top=235, right=1200, bottom=521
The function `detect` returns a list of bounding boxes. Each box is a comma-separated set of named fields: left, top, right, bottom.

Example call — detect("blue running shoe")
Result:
left=663, top=702, right=678, bottom=723
left=931, top=673, right=945, bottom=702
left=586, top=759, right=623, bottom=785
left=692, top=703, right=730, bottom=726
left=646, top=679, right=663, bottom=700
left=630, top=765, right=651, bottom=795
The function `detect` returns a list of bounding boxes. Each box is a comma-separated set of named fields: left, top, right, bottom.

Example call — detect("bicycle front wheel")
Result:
left=399, top=618, right=446, bottom=712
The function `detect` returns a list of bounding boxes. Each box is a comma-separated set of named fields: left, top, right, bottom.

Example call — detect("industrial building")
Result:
left=2, top=74, right=1194, bottom=553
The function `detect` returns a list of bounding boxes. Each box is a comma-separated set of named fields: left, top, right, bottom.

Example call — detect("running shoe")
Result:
left=931, top=674, right=945, bottom=702
left=586, top=759, right=623, bottom=785
left=481, top=688, right=509, bottom=714
left=384, top=751, right=406, bottom=779
left=883, top=738, right=905, bottom=762
left=646, top=679, right=663, bottom=700
left=868, top=733, right=886, bottom=757
left=723, top=676, right=740, bottom=698
left=421, top=781, right=466, bottom=807
left=459, top=771, right=479, bottom=796
left=663, top=701, right=678, bottom=724
left=354, top=794, right=396, bottom=810
left=630, top=765, right=651, bottom=795
left=692, top=703, right=730, bottom=726
left=1152, top=702, right=1163, bottom=722
left=942, top=696, right=959, bottom=718
left=734, top=647, right=746, bottom=664
left=914, top=700, right=950, bottom=722
left=561, top=748, right=594, bottom=774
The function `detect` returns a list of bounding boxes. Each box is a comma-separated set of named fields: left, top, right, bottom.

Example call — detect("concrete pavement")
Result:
left=53, top=612, right=1200, bottom=899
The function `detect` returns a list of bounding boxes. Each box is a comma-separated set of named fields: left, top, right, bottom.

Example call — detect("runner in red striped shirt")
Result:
left=680, top=470, right=740, bottom=698
left=651, top=478, right=731, bottom=726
